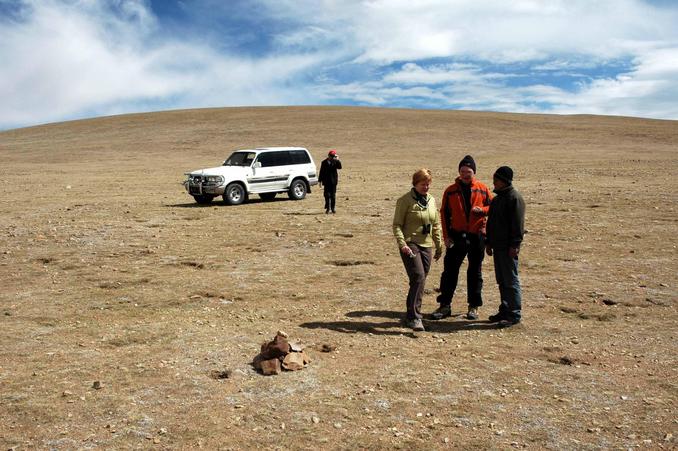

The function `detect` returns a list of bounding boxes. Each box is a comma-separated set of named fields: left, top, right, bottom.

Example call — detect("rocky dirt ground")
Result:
left=1, top=106, right=676, bottom=449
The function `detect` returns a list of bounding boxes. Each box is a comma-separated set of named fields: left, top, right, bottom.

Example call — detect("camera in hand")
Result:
left=421, top=224, right=431, bottom=235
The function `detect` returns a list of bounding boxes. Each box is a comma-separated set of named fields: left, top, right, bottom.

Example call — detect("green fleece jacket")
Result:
left=393, top=190, right=443, bottom=252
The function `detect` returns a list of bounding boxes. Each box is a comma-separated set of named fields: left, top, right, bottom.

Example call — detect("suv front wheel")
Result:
left=288, top=179, right=307, bottom=200
left=224, top=183, right=246, bottom=205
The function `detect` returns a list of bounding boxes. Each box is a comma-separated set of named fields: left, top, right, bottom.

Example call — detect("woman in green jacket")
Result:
left=393, top=168, right=444, bottom=331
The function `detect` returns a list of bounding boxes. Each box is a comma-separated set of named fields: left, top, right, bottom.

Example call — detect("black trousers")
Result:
left=436, top=232, right=485, bottom=308
left=323, top=184, right=337, bottom=211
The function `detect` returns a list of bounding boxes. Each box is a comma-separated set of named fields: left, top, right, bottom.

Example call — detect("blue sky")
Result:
left=1, top=0, right=678, bottom=129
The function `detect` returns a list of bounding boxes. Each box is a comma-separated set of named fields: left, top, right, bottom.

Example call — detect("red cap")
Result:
left=328, top=149, right=337, bottom=156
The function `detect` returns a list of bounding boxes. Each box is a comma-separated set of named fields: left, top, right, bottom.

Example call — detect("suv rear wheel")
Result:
left=193, top=194, right=214, bottom=204
left=288, top=179, right=307, bottom=200
left=224, top=183, right=246, bottom=205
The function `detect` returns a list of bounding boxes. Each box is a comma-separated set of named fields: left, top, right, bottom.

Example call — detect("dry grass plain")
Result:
left=1, top=106, right=676, bottom=450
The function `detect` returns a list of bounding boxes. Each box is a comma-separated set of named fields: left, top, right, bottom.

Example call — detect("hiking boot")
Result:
left=488, top=312, right=506, bottom=323
left=431, top=305, right=452, bottom=320
left=466, top=307, right=479, bottom=320
left=497, top=318, right=520, bottom=328
left=406, top=318, right=425, bottom=331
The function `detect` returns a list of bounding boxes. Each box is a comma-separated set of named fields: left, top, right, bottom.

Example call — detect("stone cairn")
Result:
left=253, top=331, right=310, bottom=375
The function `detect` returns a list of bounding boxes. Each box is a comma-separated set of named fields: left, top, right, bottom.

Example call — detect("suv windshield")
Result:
left=223, top=152, right=256, bottom=166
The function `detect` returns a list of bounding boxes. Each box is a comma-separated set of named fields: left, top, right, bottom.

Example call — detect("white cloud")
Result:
left=1, top=0, right=678, bottom=127
left=383, top=63, right=512, bottom=85
left=0, top=0, right=325, bottom=128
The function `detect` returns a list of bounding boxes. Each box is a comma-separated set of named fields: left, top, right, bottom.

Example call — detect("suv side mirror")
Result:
left=253, top=162, right=262, bottom=169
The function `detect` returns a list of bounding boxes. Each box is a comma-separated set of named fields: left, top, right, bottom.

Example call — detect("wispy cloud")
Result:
left=1, top=0, right=677, bottom=129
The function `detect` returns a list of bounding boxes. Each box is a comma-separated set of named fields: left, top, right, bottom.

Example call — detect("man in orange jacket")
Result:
left=432, top=155, right=493, bottom=320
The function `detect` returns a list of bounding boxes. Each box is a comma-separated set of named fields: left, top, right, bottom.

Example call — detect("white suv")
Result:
left=183, top=147, right=318, bottom=205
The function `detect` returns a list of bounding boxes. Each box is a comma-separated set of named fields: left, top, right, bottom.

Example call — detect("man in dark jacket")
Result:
left=318, top=149, right=342, bottom=214
left=485, top=166, right=525, bottom=327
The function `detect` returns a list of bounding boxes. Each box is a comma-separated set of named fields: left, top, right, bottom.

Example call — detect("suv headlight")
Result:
left=206, top=175, right=224, bottom=184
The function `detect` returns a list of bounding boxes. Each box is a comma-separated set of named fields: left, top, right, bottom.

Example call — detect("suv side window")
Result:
left=290, top=150, right=311, bottom=164
left=258, top=152, right=279, bottom=167
left=258, top=151, right=295, bottom=167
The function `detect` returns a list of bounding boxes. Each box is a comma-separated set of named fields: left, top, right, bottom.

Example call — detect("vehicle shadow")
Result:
left=299, top=309, right=503, bottom=337
left=166, top=197, right=308, bottom=208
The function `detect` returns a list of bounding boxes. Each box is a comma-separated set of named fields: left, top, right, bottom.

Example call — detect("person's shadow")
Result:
left=299, top=310, right=501, bottom=337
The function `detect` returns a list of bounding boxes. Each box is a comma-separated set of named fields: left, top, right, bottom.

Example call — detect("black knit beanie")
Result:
left=493, top=166, right=513, bottom=184
left=458, top=155, right=476, bottom=173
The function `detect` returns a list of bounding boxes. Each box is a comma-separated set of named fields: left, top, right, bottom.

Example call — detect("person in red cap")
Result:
left=319, top=149, right=342, bottom=214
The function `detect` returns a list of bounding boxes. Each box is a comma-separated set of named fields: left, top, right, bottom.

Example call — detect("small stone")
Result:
left=312, top=416, right=320, bottom=424
left=443, top=438, right=449, bottom=443
left=664, top=433, right=673, bottom=441
left=259, top=358, right=282, bottom=375
left=620, top=395, right=628, bottom=400
left=276, top=330, right=289, bottom=338
left=158, top=428, right=167, bottom=435
left=282, top=352, right=306, bottom=371
left=289, top=341, right=304, bottom=352
left=92, top=380, right=102, bottom=390
left=334, top=422, right=342, bottom=429
left=62, top=390, right=73, bottom=397
left=153, top=438, right=160, bottom=444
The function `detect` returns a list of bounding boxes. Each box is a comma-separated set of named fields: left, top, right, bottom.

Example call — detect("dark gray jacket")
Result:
left=319, top=158, right=342, bottom=187
left=486, top=185, right=525, bottom=249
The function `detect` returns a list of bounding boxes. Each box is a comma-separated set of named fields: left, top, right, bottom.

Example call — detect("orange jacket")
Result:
left=440, top=177, right=493, bottom=239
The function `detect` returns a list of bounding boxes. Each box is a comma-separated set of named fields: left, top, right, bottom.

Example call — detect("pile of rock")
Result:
left=253, top=331, right=310, bottom=375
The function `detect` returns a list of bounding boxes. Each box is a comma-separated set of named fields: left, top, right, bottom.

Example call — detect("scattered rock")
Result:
left=252, top=333, right=310, bottom=375
left=312, top=416, right=320, bottom=424
left=92, top=380, right=102, bottom=390
left=210, top=369, right=232, bottom=380
left=320, top=344, right=336, bottom=353
left=282, top=352, right=307, bottom=371
left=289, top=341, right=304, bottom=352
left=259, top=334, right=290, bottom=360
left=259, top=358, right=282, bottom=375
